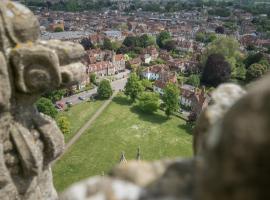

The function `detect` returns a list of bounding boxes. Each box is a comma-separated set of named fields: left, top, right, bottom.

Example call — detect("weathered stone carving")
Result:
left=0, top=1, right=84, bottom=199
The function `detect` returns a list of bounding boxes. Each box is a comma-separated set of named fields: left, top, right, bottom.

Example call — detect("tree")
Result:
left=43, top=89, right=67, bottom=103
left=139, top=34, right=156, bottom=48
left=164, top=39, right=176, bottom=51
left=36, top=97, right=58, bottom=119
left=90, top=73, right=96, bottom=84
left=201, top=54, right=231, bottom=87
left=162, top=83, right=179, bottom=117
left=97, top=79, right=113, bottom=99
left=244, top=52, right=264, bottom=68
left=186, top=74, right=200, bottom=87
left=102, top=38, right=114, bottom=50
left=80, top=38, right=93, bottom=50
left=202, top=36, right=241, bottom=80
left=124, top=73, right=144, bottom=102
left=156, top=31, right=171, bottom=49
left=57, top=116, right=71, bottom=135
left=138, top=92, right=160, bottom=114
left=123, top=36, right=141, bottom=48
left=215, top=26, right=225, bottom=34
left=141, top=79, right=152, bottom=89
left=54, top=27, right=63, bottom=32
left=246, top=63, right=267, bottom=82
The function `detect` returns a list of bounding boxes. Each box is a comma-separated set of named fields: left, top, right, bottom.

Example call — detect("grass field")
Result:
left=56, top=100, right=105, bottom=142
left=53, top=94, right=193, bottom=191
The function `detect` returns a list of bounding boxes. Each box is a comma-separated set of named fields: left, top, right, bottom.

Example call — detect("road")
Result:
left=57, top=77, right=127, bottom=106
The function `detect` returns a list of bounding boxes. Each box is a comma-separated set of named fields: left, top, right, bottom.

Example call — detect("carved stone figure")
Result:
left=0, top=1, right=84, bottom=199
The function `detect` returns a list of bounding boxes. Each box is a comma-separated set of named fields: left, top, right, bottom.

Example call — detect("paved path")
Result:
left=53, top=91, right=118, bottom=165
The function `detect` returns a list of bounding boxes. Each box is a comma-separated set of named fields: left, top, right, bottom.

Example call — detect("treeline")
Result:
left=25, top=0, right=117, bottom=12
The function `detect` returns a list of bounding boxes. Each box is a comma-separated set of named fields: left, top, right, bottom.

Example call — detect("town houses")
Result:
left=87, top=51, right=126, bottom=77
left=31, top=1, right=270, bottom=120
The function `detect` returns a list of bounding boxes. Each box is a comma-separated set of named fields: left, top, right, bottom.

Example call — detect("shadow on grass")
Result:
left=178, top=123, right=194, bottom=135
left=112, top=95, right=132, bottom=106
left=130, top=105, right=168, bottom=124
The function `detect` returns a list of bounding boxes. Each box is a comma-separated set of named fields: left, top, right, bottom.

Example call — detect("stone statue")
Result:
left=0, top=1, right=85, bottom=199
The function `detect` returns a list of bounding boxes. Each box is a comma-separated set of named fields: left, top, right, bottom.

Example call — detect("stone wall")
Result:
left=0, top=1, right=270, bottom=200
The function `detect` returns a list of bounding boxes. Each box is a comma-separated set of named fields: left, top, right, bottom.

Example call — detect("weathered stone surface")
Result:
left=60, top=176, right=143, bottom=200
left=193, top=83, right=246, bottom=155
left=110, top=160, right=174, bottom=187
left=0, top=1, right=85, bottom=199
left=197, top=76, right=270, bottom=200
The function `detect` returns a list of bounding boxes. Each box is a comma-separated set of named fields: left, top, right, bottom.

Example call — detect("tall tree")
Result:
left=201, top=53, right=231, bottom=87
left=124, top=73, right=144, bottom=102
left=162, top=83, right=179, bottom=117
left=156, top=31, right=171, bottom=49
left=97, top=79, right=113, bottom=99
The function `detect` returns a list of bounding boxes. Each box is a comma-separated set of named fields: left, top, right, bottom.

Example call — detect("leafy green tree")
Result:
left=90, top=73, right=96, bottom=84
left=141, top=79, right=152, bottom=89
left=164, top=39, right=176, bottom=51
left=124, top=73, right=144, bottom=102
left=202, top=36, right=241, bottom=79
left=186, top=74, right=200, bottom=87
left=54, top=27, right=63, bottom=32
left=138, top=92, right=160, bottom=114
left=123, top=36, right=141, bottom=48
left=97, top=79, right=113, bottom=99
left=36, top=97, right=58, bottom=119
left=102, top=38, right=114, bottom=50
left=57, top=116, right=71, bottom=135
left=43, top=89, right=67, bottom=103
left=246, top=63, right=267, bottom=82
left=244, top=53, right=264, bottom=68
left=259, top=59, right=270, bottom=70
left=202, top=54, right=231, bottom=87
left=162, top=83, right=179, bottom=117
left=139, top=34, right=156, bottom=48
left=156, top=31, right=171, bottom=49
left=195, top=32, right=205, bottom=43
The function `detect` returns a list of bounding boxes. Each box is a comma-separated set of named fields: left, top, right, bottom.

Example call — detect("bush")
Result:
left=186, top=74, right=200, bottom=87
left=36, top=97, right=58, bottom=118
left=138, top=92, right=160, bottom=114
left=97, top=79, right=113, bottom=99
left=57, top=116, right=71, bottom=135
left=246, top=63, right=267, bottom=82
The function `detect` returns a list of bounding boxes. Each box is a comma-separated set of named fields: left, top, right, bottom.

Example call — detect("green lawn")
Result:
left=53, top=94, right=193, bottom=191
left=57, top=100, right=104, bottom=142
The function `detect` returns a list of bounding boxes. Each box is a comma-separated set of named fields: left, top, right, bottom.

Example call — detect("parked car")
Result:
left=66, top=101, right=73, bottom=106
left=78, top=96, right=86, bottom=101
left=55, top=102, right=64, bottom=110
